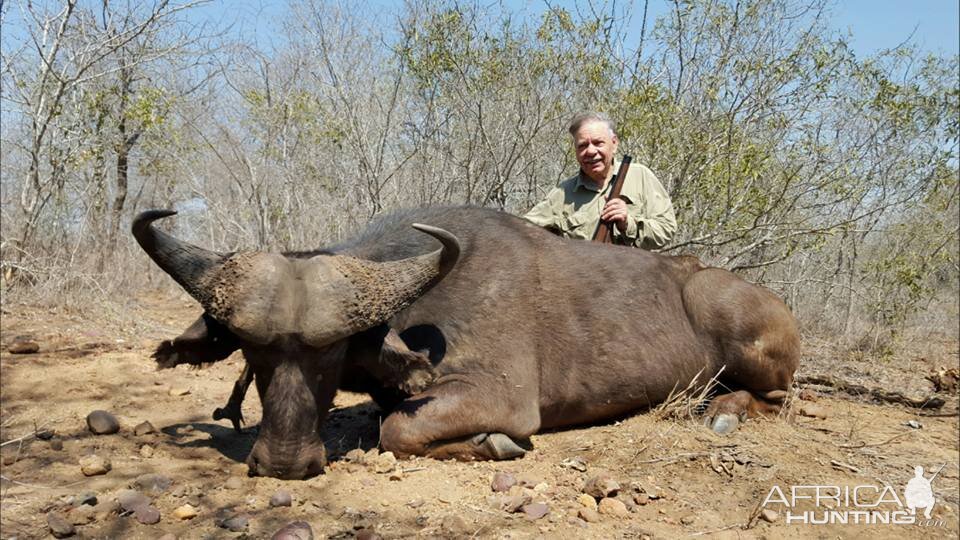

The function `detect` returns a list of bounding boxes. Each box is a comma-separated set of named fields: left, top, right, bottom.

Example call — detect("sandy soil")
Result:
left=1, top=292, right=957, bottom=539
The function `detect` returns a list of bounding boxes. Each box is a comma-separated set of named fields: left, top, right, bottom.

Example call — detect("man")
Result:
left=524, top=112, right=676, bottom=249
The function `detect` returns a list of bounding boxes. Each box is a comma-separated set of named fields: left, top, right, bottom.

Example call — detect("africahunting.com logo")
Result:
left=761, top=464, right=947, bottom=526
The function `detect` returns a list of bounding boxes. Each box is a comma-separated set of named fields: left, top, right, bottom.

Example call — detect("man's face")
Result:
left=573, top=120, right=619, bottom=185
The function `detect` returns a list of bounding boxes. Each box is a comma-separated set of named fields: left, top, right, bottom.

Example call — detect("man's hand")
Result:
left=601, top=197, right=629, bottom=232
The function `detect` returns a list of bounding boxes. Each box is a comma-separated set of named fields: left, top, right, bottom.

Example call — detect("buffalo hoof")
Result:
left=473, top=433, right=526, bottom=460
left=213, top=406, right=245, bottom=433
left=705, top=413, right=741, bottom=435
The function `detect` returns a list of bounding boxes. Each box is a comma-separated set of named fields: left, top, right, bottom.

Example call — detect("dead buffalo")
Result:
left=133, top=206, right=800, bottom=479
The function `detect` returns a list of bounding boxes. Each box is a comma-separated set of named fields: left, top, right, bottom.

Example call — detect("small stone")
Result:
left=797, top=388, right=818, bottom=401
left=634, top=493, right=650, bottom=505
left=133, top=421, right=156, bottom=436
left=355, top=529, right=382, bottom=540
left=225, top=476, right=244, bottom=490
left=9, top=340, right=40, bottom=354
left=79, top=454, right=111, bottom=476
left=118, top=489, right=150, bottom=512
left=522, top=502, right=550, bottom=520
left=134, top=505, right=161, bottom=524
left=905, top=420, right=923, bottom=429
left=344, top=448, right=366, bottom=463
left=168, top=387, right=191, bottom=396
left=93, top=499, right=119, bottom=521
left=577, top=494, right=598, bottom=510
left=47, top=512, right=75, bottom=538
left=172, top=504, right=199, bottom=520
left=75, top=492, right=98, bottom=506
left=86, top=410, right=120, bottom=435
left=577, top=507, right=602, bottom=523
left=583, top=474, right=620, bottom=499
left=49, top=438, right=64, bottom=451
left=560, top=456, right=588, bottom=472
left=271, top=520, right=314, bottom=540
left=491, top=472, right=517, bottom=492
left=36, top=428, right=55, bottom=440
left=373, top=451, right=397, bottom=473
left=134, top=473, right=172, bottom=494
left=388, top=470, right=404, bottom=481
left=799, top=403, right=828, bottom=419
left=364, top=448, right=380, bottom=462
left=680, top=514, right=695, bottom=525
left=270, top=490, right=293, bottom=507
left=533, top=482, right=550, bottom=493
left=139, top=444, right=154, bottom=458
left=500, top=494, right=532, bottom=513
left=760, top=508, right=779, bottom=523
left=598, top=497, right=630, bottom=517
left=219, top=514, right=249, bottom=532
left=67, top=504, right=95, bottom=526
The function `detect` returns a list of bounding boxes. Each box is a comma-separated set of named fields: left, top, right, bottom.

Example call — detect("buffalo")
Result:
left=133, top=206, right=799, bottom=480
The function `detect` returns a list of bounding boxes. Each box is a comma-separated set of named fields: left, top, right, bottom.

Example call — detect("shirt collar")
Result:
left=575, top=158, right=619, bottom=193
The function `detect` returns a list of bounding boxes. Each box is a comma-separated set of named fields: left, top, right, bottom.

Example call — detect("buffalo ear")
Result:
left=152, top=313, right=240, bottom=369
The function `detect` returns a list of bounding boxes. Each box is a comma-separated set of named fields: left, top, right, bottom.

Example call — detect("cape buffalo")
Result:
left=133, top=206, right=800, bottom=480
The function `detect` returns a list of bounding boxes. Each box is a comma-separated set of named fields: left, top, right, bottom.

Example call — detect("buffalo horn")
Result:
left=131, top=210, right=226, bottom=300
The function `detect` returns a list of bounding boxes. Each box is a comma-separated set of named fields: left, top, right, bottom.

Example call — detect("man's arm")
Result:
left=614, top=165, right=677, bottom=249
left=522, top=186, right=565, bottom=234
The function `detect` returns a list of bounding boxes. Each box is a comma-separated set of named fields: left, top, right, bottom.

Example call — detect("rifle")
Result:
left=591, top=155, right=632, bottom=244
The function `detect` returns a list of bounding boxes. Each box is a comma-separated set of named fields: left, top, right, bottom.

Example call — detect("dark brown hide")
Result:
left=137, top=206, right=800, bottom=478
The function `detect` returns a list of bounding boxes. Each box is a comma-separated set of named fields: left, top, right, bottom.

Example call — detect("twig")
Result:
left=0, top=434, right=36, bottom=448
left=836, top=431, right=912, bottom=449
left=636, top=451, right=708, bottom=464
left=0, top=475, right=86, bottom=490
left=795, top=374, right=945, bottom=409
left=690, top=523, right=741, bottom=537
left=401, top=467, right=427, bottom=473
left=830, top=460, right=860, bottom=473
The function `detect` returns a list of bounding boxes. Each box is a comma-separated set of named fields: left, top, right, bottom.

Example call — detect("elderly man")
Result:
left=524, top=112, right=676, bottom=249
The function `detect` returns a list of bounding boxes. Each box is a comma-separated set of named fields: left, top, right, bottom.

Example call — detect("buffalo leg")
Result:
left=379, top=377, right=539, bottom=461
left=213, top=363, right=253, bottom=433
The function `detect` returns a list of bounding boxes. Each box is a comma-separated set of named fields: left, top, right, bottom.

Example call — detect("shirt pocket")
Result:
left=563, top=207, right=594, bottom=233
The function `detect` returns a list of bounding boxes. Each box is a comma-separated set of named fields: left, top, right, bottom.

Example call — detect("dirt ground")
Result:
left=1, top=292, right=958, bottom=539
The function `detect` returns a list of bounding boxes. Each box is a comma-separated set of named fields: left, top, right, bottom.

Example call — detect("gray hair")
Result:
left=567, top=111, right=617, bottom=137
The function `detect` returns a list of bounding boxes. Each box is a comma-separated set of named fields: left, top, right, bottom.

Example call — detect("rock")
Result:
left=364, top=448, right=380, bottom=462
left=560, top=456, right=588, bottom=471
left=225, top=476, right=244, bottom=490
left=9, top=340, right=40, bottom=354
left=797, top=388, right=819, bottom=401
left=533, top=482, right=550, bottom=493
left=139, top=444, right=154, bottom=458
left=168, top=387, right=191, bottom=396
left=47, top=512, right=75, bottom=538
left=905, top=420, right=923, bottom=429
left=271, top=520, right=314, bottom=540
left=134, top=473, right=172, bottom=494
left=67, top=504, right=95, bottom=526
left=760, top=508, right=779, bottom=523
left=523, top=502, right=550, bottom=520
left=344, top=448, right=366, bottom=463
left=680, top=514, right=696, bottom=525
left=388, top=470, right=404, bottom=481
left=93, top=499, right=119, bottom=521
left=135, top=505, right=161, bottom=524
left=598, top=497, right=630, bottom=518
left=634, top=493, right=650, bottom=505
left=219, top=514, right=249, bottom=532
left=36, top=428, right=55, bottom=440
left=577, top=507, right=602, bottom=523
left=49, top=437, right=64, bottom=451
left=75, top=491, right=98, bottom=507
left=86, top=410, right=120, bottom=435
left=577, top=494, right=598, bottom=510
left=500, top=494, right=532, bottom=513
left=373, top=451, right=397, bottom=473
left=133, top=421, right=156, bottom=436
left=583, top=474, right=620, bottom=499
left=270, top=490, right=293, bottom=507
left=79, top=454, right=111, bottom=476
left=799, top=403, right=828, bottom=419
left=491, top=472, right=517, bottom=492
left=355, top=529, right=382, bottom=540
left=117, top=489, right=150, bottom=512
left=172, top=504, right=199, bottom=520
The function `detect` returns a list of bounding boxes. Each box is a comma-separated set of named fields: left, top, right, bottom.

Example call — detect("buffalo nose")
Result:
left=246, top=443, right=326, bottom=479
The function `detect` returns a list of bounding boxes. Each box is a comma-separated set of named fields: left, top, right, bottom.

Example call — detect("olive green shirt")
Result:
left=523, top=160, right=677, bottom=249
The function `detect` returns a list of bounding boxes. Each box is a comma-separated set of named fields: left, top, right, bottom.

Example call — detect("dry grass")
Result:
left=652, top=366, right=726, bottom=421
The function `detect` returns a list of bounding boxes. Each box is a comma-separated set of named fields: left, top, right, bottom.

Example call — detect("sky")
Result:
left=180, top=0, right=959, bottom=59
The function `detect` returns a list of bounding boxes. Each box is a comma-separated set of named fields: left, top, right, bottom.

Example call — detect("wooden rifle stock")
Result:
left=591, top=155, right=632, bottom=244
